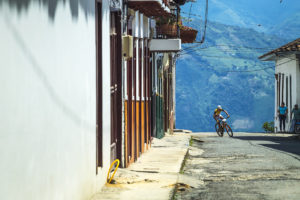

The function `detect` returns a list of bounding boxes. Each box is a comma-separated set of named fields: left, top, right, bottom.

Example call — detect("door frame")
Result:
left=110, top=11, right=122, bottom=164
left=96, top=0, right=103, bottom=173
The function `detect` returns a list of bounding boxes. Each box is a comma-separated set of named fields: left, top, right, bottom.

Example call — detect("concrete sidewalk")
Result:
left=91, top=132, right=191, bottom=200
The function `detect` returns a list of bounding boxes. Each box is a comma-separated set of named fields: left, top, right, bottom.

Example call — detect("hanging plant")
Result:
left=180, top=26, right=198, bottom=43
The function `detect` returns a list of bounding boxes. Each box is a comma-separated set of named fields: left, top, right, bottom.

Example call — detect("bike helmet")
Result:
left=217, top=105, right=222, bottom=109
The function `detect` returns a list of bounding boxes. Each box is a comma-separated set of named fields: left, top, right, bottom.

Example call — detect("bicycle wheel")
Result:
left=215, top=123, right=223, bottom=137
left=225, top=124, right=233, bottom=137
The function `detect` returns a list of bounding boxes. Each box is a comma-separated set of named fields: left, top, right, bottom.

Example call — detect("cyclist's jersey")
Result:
left=214, top=108, right=224, bottom=116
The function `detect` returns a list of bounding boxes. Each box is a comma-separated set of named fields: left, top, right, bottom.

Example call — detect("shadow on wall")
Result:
left=3, top=14, right=94, bottom=129
left=0, top=0, right=94, bottom=20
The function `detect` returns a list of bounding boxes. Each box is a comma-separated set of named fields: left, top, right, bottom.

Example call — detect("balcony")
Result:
left=128, top=0, right=171, bottom=17
left=149, top=39, right=181, bottom=52
left=156, top=24, right=178, bottom=38
left=155, top=15, right=180, bottom=39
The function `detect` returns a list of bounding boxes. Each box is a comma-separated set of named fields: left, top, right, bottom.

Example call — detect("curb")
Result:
left=170, top=137, right=191, bottom=200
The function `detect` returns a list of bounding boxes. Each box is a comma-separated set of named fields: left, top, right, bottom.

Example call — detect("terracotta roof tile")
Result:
left=259, top=38, right=300, bottom=59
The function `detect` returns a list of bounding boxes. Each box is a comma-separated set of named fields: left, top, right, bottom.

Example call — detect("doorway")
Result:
left=110, top=11, right=122, bottom=163
left=96, top=0, right=102, bottom=173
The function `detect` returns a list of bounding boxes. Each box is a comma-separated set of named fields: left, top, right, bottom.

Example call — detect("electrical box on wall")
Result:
left=122, top=35, right=133, bottom=60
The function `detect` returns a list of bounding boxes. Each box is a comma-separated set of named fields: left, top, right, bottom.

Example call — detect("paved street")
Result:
left=91, top=133, right=190, bottom=200
left=175, top=132, right=300, bottom=200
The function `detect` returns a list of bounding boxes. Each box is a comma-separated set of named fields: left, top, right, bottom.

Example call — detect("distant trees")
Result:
left=262, top=121, right=274, bottom=133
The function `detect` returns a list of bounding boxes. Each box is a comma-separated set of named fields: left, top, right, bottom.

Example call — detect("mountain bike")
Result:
left=215, top=117, right=233, bottom=137
left=294, top=120, right=300, bottom=134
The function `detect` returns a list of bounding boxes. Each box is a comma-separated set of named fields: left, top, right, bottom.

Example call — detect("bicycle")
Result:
left=215, top=117, right=233, bottom=137
left=294, top=120, right=300, bottom=134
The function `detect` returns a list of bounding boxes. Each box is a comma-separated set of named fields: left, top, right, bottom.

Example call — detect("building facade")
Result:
left=0, top=0, right=194, bottom=199
left=259, top=38, right=300, bottom=132
left=0, top=1, right=114, bottom=199
left=121, top=1, right=183, bottom=166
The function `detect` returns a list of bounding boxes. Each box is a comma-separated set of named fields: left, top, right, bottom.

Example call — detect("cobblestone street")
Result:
left=175, top=133, right=300, bottom=200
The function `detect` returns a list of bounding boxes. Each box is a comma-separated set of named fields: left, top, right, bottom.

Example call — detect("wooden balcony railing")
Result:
left=156, top=24, right=177, bottom=38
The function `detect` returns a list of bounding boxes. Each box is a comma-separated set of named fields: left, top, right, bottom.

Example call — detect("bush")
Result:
left=262, top=121, right=274, bottom=133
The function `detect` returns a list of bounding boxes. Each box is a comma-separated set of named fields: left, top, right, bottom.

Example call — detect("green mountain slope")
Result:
left=181, top=0, right=300, bottom=36
left=269, top=12, right=300, bottom=40
left=176, top=20, right=289, bottom=132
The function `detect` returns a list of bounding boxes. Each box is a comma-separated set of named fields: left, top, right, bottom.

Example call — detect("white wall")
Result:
left=274, top=54, right=300, bottom=132
left=140, top=14, right=144, bottom=100
left=133, top=11, right=138, bottom=101
left=101, top=0, right=112, bottom=180
left=143, top=16, right=149, bottom=38
left=0, top=1, right=111, bottom=200
left=132, top=11, right=149, bottom=101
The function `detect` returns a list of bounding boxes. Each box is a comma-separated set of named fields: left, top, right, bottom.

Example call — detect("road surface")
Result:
left=175, top=132, right=300, bottom=200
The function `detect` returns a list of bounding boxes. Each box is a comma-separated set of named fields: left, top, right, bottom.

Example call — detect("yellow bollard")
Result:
left=106, top=159, right=120, bottom=184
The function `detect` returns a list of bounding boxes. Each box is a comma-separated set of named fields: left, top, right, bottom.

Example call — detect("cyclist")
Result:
left=213, top=105, right=230, bottom=125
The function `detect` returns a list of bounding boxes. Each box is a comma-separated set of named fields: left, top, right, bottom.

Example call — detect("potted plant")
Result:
left=180, top=26, right=198, bottom=43
left=156, top=16, right=178, bottom=37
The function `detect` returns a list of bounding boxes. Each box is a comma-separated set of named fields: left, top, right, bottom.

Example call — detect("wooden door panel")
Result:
left=96, top=1, right=103, bottom=172
left=110, top=12, right=122, bottom=163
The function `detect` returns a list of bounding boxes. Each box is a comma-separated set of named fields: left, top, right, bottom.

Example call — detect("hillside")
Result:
left=175, top=20, right=289, bottom=132
left=181, top=0, right=300, bottom=38
left=269, top=12, right=300, bottom=40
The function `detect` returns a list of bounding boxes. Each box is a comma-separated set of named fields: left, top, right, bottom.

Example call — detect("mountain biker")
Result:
left=213, top=105, right=230, bottom=125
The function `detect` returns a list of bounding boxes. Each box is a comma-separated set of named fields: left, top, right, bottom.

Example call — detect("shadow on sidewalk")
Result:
left=234, top=135, right=300, bottom=158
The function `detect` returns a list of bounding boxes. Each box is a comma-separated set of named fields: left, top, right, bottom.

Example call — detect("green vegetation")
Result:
left=268, top=13, right=300, bottom=40
left=180, top=140, right=191, bottom=175
left=176, top=19, right=288, bottom=132
left=262, top=121, right=274, bottom=133
left=189, top=137, right=193, bottom=146
left=180, top=152, right=188, bottom=174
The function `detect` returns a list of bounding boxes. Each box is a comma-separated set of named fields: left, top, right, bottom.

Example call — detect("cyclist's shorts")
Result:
left=216, top=114, right=223, bottom=121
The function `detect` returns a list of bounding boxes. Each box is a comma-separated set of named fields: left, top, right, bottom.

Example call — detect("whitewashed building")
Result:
left=0, top=0, right=117, bottom=199
left=259, top=38, right=300, bottom=132
left=0, top=0, right=191, bottom=199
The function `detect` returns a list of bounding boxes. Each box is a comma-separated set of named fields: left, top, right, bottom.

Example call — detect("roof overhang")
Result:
left=259, top=38, right=300, bottom=61
left=259, top=51, right=300, bottom=61
left=128, top=0, right=171, bottom=17
left=149, top=39, right=181, bottom=52
left=259, top=53, right=276, bottom=61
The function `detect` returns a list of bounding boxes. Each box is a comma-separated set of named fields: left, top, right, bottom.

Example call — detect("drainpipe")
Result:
left=176, top=5, right=180, bottom=38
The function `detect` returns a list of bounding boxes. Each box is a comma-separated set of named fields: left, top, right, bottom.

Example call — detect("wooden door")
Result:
left=96, top=0, right=102, bottom=172
left=110, top=12, right=122, bottom=163
left=138, top=39, right=142, bottom=155
left=147, top=40, right=152, bottom=143
left=133, top=38, right=137, bottom=160
left=125, top=19, right=134, bottom=167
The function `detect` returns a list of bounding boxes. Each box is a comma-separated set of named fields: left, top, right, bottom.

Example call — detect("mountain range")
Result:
left=181, top=0, right=300, bottom=40
left=176, top=1, right=300, bottom=132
